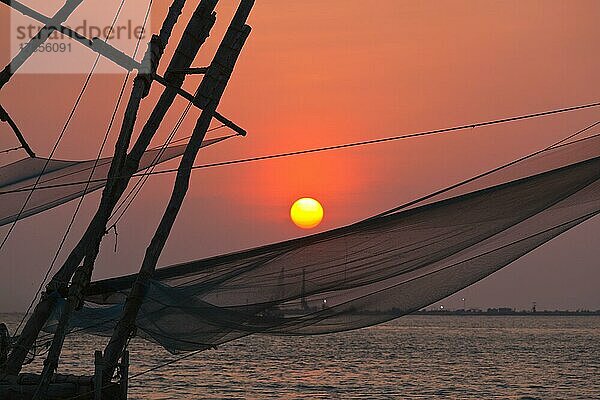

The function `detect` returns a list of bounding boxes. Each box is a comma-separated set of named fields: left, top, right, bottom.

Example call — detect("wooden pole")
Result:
left=102, top=0, right=254, bottom=378
left=31, top=28, right=166, bottom=400
left=93, top=350, right=103, bottom=400
left=0, top=104, right=35, bottom=157
left=119, top=350, right=129, bottom=399
left=3, top=0, right=223, bottom=378
left=1, top=0, right=197, bottom=377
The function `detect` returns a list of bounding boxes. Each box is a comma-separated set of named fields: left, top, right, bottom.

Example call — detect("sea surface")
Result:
left=2, top=314, right=599, bottom=399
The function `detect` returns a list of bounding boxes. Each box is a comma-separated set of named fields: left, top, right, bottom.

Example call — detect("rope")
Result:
left=107, top=88, right=226, bottom=226
left=109, top=123, right=226, bottom=226
left=0, top=145, right=22, bottom=154
left=166, top=124, right=226, bottom=146
left=0, top=72, right=90, bottom=252
left=1, top=101, right=599, bottom=196
left=370, top=119, right=600, bottom=219
left=65, top=348, right=206, bottom=400
left=0, top=0, right=135, bottom=254
left=108, top=97, right=197, bottom=226
left=129, top=348, right=205, bottom=379
left=101, top=0, right=155, bottom=232
left=9, top=67, right=100, bottom=335
left=30, top=4, right=157, bottom=394
left=0, top=127, right=230, bottom=199
left=11, top=0, right=132, bottom=339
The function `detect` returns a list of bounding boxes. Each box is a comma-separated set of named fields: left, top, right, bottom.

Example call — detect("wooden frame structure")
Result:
left=0, top=0, right=254, bottom=398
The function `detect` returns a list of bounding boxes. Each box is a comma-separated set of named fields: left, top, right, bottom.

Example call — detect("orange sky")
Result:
left=1, top=0, right=599, bottom=311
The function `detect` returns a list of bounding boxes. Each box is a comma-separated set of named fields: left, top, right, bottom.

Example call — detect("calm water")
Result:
left=3, top=315, right=599, bottom=399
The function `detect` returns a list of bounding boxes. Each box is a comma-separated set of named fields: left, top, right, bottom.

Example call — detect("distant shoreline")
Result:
left=1, top=310, right=599, bottom=317
left=412, top=310, right=600, bottom=316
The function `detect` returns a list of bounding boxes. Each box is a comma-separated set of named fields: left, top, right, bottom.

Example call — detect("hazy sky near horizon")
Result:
left=0, top=0, right=599, bottom=312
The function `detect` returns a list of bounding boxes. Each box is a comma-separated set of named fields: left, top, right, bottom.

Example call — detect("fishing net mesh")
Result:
left=0, top=137, right=228, bottom=226
left=43, top=134, right=600, bottom=353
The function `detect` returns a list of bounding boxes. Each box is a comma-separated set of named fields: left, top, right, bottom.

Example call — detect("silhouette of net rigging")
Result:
left=46, top=134, right=599, bottom=353
left=0, top=136, right=229, bottom=226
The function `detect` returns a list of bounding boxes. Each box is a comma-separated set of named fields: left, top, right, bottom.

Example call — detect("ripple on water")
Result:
left=1, top=315, right=599, bottom=399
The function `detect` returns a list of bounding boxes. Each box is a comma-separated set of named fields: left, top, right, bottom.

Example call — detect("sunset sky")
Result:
left=0, top=0, right=599, bottom=312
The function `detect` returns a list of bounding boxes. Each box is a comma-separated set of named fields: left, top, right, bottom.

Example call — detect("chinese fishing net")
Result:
left=0, top=136, right=229, bottom=226
left=48, top=133, right=600, bottom=353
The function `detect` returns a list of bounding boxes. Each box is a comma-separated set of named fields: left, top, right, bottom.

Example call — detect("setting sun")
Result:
left=290, top=198, right=324, bottom=229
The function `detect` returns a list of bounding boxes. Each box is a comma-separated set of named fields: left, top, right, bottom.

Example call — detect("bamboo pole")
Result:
left=102, top=0, right=254, bottom=378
